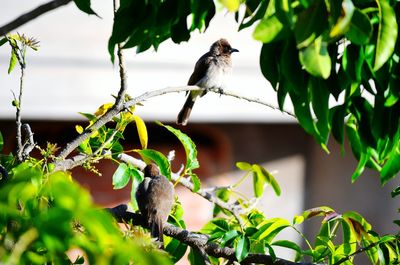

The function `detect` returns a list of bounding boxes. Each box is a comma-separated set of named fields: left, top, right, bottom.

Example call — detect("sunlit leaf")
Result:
left=299, top=37, right=331, bottom=79
left=345, top=9, right=372, bottom=45
left=158, top=122, right=199, bottom=171
left=133, top=115, right=148, bottom=149
left=329, top=0, right=354, bottom=38
left=234, top=235, right=249, bottom=262
left=112, top=163, right=130, bottom=189
left=236, top=161, right=252, bottom=171
left=94, top=103, right=113, bottom=117
left=253, top=15, right=285, bottom=43
left=8, top=49, right=17, bottom=74
left=75, top=125, right=84, bottom=134
left=136, top=149, right=171, bottom=180
left=0, top=131, right=3, bottom=152
left=190, top=174, right=201, bottom=192
left=374, top=0, right=398, bottom=71
left=293, top=206, right=336, bottom=224
left=218, top=0, right=240, bottom=12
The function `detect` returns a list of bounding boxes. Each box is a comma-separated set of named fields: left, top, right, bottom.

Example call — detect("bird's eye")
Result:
left=224, top=46, right=230, bottom=53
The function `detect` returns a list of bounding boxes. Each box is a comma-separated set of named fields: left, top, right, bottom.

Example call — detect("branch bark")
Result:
left=0, top=0, right=73, bottom=36
left=107, top=204, right=319, bottom=265
left=55, top=85, right=292, bottom=164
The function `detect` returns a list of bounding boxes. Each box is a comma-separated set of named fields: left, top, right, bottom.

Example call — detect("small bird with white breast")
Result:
left=177, top=38, right=239, bottom=126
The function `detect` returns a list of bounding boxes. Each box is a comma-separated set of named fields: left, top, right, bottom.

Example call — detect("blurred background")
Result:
left=0, top=1, right=398, bottom=261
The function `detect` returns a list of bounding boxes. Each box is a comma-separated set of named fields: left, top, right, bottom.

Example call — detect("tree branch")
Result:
left=0, top=0, right=73, bottom=36
left=107, top=204, right=319, bottom=265
left=56, top=85, right=291, bottom=163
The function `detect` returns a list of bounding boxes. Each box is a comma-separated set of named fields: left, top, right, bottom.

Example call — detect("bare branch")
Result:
left=0, top=0, right=73, bottom=36
left=107, top=204, right=320, bottom=265
left=56, top=85, right=290, bottom=163
left=21, top=124, right=36, bottom=159
left=14, top=46, right=26, bottom=162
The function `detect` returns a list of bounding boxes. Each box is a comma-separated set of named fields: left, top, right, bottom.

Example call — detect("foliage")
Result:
left=0, top=160, right=171, bottom=264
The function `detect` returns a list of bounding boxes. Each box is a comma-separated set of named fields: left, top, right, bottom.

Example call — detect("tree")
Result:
left=0, top=0, right=399, bottom=264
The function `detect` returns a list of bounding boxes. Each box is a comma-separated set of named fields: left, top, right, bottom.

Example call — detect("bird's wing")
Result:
left=187, top=52, right=213, bottom=86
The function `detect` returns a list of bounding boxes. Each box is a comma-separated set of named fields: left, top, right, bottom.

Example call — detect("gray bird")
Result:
left=177, top=38, right=239, bottom=126
left=136, top=163, right=174, bottom=247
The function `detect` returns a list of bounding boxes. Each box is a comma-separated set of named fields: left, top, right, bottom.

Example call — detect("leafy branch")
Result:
left=107, top=204, right=318, bottom=265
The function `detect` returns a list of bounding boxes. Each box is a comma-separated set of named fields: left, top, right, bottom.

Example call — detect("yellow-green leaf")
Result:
left=133, top=115, right=148, bottom=149
left=218, top=0, right=240, bottom=12
left=374, top=0, right=398, bottom=71
left=94, top=103, right=113, bottom=117
left=75, top=125, right=84, bottom=134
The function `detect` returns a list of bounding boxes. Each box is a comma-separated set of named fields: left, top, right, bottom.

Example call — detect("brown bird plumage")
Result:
left=177, top=38, right=239, bottom=126
left=136, top=163, right=174, bottom=247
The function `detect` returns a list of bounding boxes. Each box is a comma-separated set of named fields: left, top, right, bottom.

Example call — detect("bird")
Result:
left=135, top=163, right=174, bottom=248
left=176, top=38, right=239, bottom=126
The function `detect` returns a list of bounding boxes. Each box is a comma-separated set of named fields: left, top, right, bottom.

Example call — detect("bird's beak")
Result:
left=230, top=48, right=239, bottom=53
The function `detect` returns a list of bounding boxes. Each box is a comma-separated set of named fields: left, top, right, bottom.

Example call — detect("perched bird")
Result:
left=177, top=38, right=239, bottom=126
left=135, top=163, right=174, bottom=247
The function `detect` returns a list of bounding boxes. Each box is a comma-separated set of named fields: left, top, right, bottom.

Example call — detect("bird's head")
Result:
left=210, top=38, right=239, bottom=56
left=144, top=163, right=160, bottom=178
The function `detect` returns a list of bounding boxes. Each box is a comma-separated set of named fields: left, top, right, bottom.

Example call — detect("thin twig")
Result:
left=112, top=0, right=128, bottom=108
left=0, top=0, right=73, bottom=36
left=14, top=46, right=25, bottom=162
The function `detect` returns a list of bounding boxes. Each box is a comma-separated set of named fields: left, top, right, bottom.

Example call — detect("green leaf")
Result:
left=293, top=206, right=335, bottom=224
left=165, top=238, right=188, bottom=263
left=380, top=141, right=400, bottom=184
left=299, top=37, right=331, bottom=79
left=218, top=0, right=240, bottom=12
left=190, top=174, right=201, bottom=192
left=159, top=122, right=199, bottom=171
left=234, top=236, right=249, bottom=262
left=271, top=240, right=301, bottom=260
left=253, top=164, right=281, bottom=196
left=73, top=0, right=99, bottom=16
left=345, top=8, right=372, bottom=45
left=253, top=15, right=285, bottom=43
left=0, top=131, right=3, bottom=152
left=260, top=42, right=281, bottom=89
left=275, top=0, right=293, bottom=26
left=351, top=148, right=371, bottom=182
left=252, top=169, right=265, bottom=198
left=0, top=37, right=7, bottom=46
left=200, top=218, right=229, bottom=234
left=343, top=44, right=364, bottom=83
left=374, top=0, right=398, bottom=71
left=129, top=166, right=144, bottom=210
left=329, top=0, right=355, bottom=38
left=239, top=0, right=269, bottom=30
left=221, top=230, right=239, bottom=246
left=236, top=161, right=252, bottom=171
left=252, top=218, right=290, bottom=242
left=8, top=49, right=17, bottom=74
left=330, top=104, right=347, bottom=145
left=112, top=163, right=130, bottom=189
left=294, top=0, right=328, bottom=48
left=391, top=186, right=400, bottom=198
left=136, top=149, right=171, bottom=180
left=188, top=247, right=207, bottom=265
left=310, top=78, right=330, bottom=144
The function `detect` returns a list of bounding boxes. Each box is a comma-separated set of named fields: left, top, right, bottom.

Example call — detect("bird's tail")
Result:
left=151, top=217, right=164, bottom=248
left=177, top=93, right=196, bottom=126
